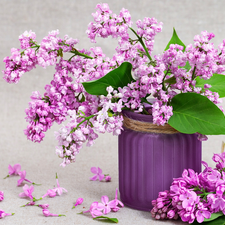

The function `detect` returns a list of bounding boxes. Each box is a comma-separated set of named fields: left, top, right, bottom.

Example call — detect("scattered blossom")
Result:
left=0, top=210, right=14, bottom=219
left=42, top=173, right=67, bottom=198
left=19, top=184, right=34, bottom=200
left=82, top=189, right=124, bottom=218
left=4, top=164, right=21, bottom=178
left=83, top=201, right=103, bottom=218
left=97, top=196, right=116, bottom=214
left=72, top=198, right=83, bottom=209
left=90, top=167, right=105, bottom=181
left=42, top=189, right=57, bottom=198
left=42, top=209, right=65, bottom=217
left=17, top=170, right=39, bottom=186
left=37, top=204, right=49, bottom=209
left=53, top=173, right=67, bottom=196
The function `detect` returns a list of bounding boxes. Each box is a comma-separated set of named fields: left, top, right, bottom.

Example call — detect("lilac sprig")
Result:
left=151, top=152, right=225, bottom=223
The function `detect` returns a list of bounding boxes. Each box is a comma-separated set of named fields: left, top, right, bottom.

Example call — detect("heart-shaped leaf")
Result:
left=195, top=74, right=225, bottom=98
left=82, top=62, right=134, bottom=96
left=164, top=28, right=186, bottom=52
left=168, top=92, right=225, bottom=135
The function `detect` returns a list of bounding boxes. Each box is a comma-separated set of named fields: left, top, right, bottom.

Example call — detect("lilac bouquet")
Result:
left=3, top=3, right=225, bottom=167
left=151, top=152, right=225, bottom=224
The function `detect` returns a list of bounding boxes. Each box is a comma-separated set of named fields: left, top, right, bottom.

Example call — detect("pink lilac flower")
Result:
left=8, top=163, right=21, bottom=175
left=53, top=173, right=67, bottom=196
left=0, top=210, right=14, bottom=219
left=195, top=208, right=211, bottom=223
left=90, top=167, right=105, bottom=181
left=0, top=192, right=3, bottom=202
left=37, top=204, right=49, bottom=209
left=42, top=173, right=67, bottom=198
left=17, top=170, right=36, bottom=186
left=19, top=184, right=34, bottom=200
left=4, top=163, right=21, bottom=178
left=179, top=190, right=198, bottom=208
left=42, top=209, right=65, bottom=217
left=72, top=198, right=83, bottom=209
left=42, top=189, right=57, bottom=198
left=83, top=201, right=103, bottom=218
left=97, top=195, right=116, bottom=214
left=112, top=188, right=124, bottom=212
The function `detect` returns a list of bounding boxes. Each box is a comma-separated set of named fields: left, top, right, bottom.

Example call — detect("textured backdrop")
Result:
left=0, top=0, right=225, bottom=224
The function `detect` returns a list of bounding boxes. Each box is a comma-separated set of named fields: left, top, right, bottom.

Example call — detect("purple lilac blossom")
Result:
left=3, top=3, right=225, bottom=167
left=151, top=152, right=225, bottom=223
left=90, top=167, right=105, bottom=181
left=19, top=184, right=34, bottom=200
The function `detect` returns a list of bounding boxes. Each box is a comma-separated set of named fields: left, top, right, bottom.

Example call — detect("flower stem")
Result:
left=3, top=175, right=9, bottom=179
left=69, top=49, right=93, bottom=61
left=70, top=114, right=96, bottom=133
left=129, top=27, right=152, bottom=61
left=32, top=182, right=42, bottom=186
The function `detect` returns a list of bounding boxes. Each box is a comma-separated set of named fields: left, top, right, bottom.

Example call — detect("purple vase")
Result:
left=118, top=110, right=202, bottom=211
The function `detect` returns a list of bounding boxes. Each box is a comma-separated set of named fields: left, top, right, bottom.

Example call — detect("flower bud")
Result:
left=105, top=176, right=111, bottom=182
left=152, top=199, right=157, bottom=206
left=160, top=213, right=166, bottom=219
left=167, top=209, right=175, bottom=219
left=157, top=201, right=164, bottom=209
left=155, top=214, right=161, bottom=220
left=158, top=191, right=168, bottom=198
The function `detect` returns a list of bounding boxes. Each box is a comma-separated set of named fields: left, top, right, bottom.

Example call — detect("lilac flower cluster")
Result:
left=151, top=152, right=225, bottom=223
left=3, top=3, right=225, bottom=166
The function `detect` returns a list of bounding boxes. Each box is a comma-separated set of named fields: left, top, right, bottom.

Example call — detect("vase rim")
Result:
left=122, top=109, right=153, bottom=123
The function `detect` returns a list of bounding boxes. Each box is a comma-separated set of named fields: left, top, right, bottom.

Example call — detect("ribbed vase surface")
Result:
left=118, top=110, right=202, bottom=211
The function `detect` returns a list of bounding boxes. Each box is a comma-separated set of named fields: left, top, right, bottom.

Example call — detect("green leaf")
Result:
left=164, top=28, right=186, bottom=52
left=93, top=216, right=119, bottom=223
left=168, top=92, right=225, bottom=135
left=183, top=61, right=191, bottom=72
left=195, top=74, right=225, bottom=98
left=204, top=212, right=223, bottom=222
left=82, top=62, right=134, bottom=96
left=191, top=215, right=225, bottom=225
left=164, top=76, right=176, bottom=84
